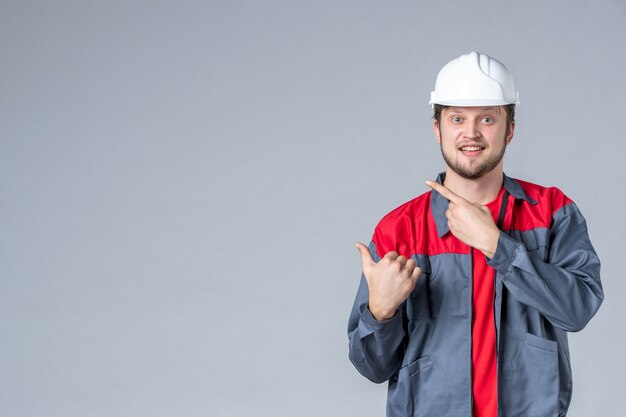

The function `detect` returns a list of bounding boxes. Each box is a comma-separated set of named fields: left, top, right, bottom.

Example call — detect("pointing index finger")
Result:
left=425, top=180, right=464, bottom=203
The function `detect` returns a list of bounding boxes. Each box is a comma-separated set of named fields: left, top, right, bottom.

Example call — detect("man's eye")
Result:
left=483, top=117, right=493, bottom=123
left=452, top=116, right=462, bottom=123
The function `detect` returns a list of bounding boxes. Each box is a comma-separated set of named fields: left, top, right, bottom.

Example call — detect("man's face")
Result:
left=433, top=106, right=514, bottom=179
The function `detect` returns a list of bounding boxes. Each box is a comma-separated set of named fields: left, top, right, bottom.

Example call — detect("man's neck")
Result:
left=443, top=167, right=504, bottom=205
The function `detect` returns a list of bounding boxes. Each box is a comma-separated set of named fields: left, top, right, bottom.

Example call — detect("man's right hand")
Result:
left=355, top=242, right=421, bottom=321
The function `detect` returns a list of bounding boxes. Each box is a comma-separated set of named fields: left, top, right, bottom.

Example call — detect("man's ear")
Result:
left=433, top=119, right=441, bottom=144
left=506, top=121, right=515, bottom=144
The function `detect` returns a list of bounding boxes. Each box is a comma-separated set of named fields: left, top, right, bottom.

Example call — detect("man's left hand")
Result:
left=426, top=180, right=500, bottom=258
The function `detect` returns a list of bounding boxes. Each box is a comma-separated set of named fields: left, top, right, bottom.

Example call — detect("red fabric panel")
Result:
left=471, top=188, right=504, bottom=417
left=509, top=180, right=573, bottom=231
left=372, top=192, right=469, bottom=258
left=371, top=179, right=574, bottom=259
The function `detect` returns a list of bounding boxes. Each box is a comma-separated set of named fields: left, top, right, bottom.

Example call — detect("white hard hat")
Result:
left=429, top=51, right=519, bottom=108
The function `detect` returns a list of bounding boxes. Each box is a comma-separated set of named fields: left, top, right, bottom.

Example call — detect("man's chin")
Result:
left=446, top=163, right=487, bottom=180
left=453, top=170, right=485, bottom=180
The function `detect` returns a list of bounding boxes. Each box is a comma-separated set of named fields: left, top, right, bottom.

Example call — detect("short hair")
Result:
left=432, top=104, right=516, bottom=127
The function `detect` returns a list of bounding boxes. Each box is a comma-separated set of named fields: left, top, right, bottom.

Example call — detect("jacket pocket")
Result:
left=527, top=246, right=549, bottom=262
left=399, top=356, right=433, bottom=379
left=501, top=333, right=559, bottom=417
left=388, top=356, right=433, bottom=417
left=389, top=356, right=459, bottom=417
left=519, top=230, right=549, bottom=261
left=524, top=332, right=557, bottom=352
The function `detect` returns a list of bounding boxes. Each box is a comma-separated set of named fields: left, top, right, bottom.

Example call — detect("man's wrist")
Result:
left=368, top=304, right=396, bottom=321
left=481, top=229, right=500, bottom=259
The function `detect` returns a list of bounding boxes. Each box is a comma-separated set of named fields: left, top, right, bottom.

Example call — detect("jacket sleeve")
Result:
left=347, top=241, right=406, bottom=383
left=488, top=202, right=603, bottom=332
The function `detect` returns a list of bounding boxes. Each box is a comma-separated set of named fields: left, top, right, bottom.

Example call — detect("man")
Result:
left=347, top=51, right=603, bottom=417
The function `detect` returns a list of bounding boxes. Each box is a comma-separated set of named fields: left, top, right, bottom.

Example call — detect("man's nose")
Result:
left=464, top=122, right=481, bottom=138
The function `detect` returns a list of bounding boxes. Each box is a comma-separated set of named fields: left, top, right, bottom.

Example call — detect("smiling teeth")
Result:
left=461, top=146, right=482, bottom=151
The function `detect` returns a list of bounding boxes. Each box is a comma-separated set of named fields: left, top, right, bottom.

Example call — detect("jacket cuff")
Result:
left=360, top=306, right=402, bottom=335
left=487, top=232, right=521, bottom=274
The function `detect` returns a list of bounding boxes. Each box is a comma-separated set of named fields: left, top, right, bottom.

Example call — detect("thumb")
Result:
left=355, top=242, right=376, bottom=270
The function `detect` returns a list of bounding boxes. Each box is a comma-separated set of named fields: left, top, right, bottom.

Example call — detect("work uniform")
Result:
left=347, top=173, right=603, bottom=417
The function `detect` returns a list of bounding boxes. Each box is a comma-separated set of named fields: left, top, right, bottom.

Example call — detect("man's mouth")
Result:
left=459, top=145, right=485, bottom=156
left=459, top=146, right=484, bottom=151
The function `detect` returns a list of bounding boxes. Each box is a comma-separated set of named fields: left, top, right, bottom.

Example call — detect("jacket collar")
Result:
left=430, top=172, right=538, bottom=238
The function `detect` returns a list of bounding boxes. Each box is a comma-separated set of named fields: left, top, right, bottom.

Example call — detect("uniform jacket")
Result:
left=347, top=173, right=603, bottom=417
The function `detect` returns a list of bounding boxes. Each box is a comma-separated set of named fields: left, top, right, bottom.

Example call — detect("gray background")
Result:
left=1, top=1, right=624, bottom=416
